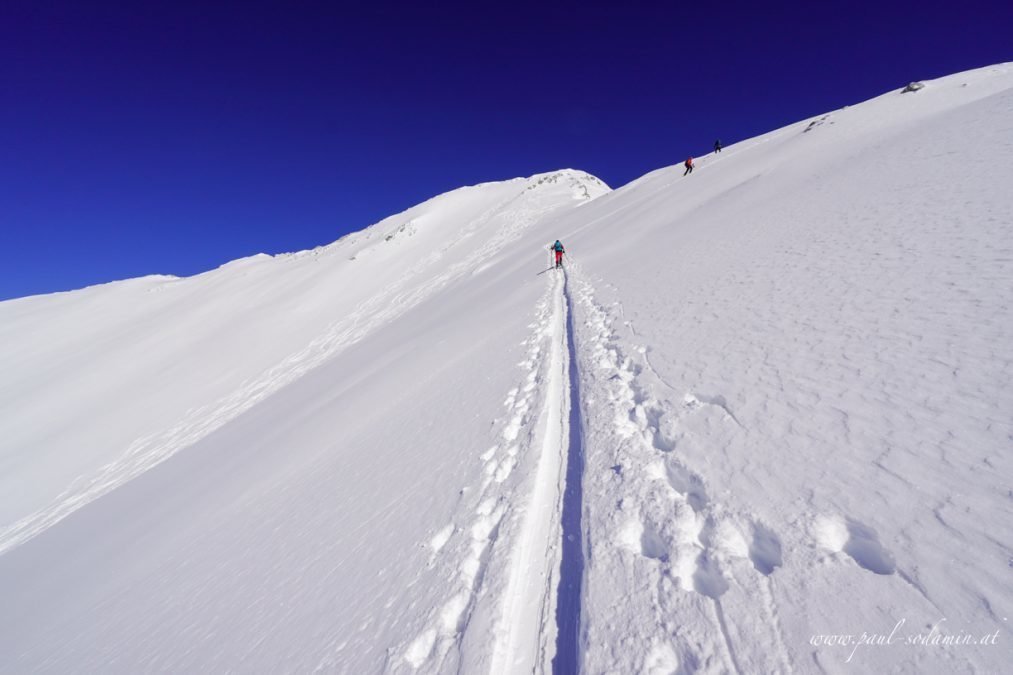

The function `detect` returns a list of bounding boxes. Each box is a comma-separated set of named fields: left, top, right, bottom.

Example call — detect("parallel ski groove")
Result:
left=489, top=271, right=569, bottom=674
left=552, top=272, right=587, bottom=674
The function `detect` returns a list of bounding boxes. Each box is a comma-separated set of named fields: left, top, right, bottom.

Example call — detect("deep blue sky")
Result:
left=2, top=0, right=1010, bottom=300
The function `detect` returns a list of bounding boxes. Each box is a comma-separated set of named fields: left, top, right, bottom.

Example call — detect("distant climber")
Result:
left=683, top=157, right=694, bottom=176
left=714, top=139, right=722, bottom=153
left=550, top=240, right=565, bottom=268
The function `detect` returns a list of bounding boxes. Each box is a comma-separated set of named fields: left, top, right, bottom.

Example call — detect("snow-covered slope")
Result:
left=2, top=64, right=1011, bottom=674
left=0, top=170, right=606, bottom=542
left=554, top=65, right=1013, bottom=674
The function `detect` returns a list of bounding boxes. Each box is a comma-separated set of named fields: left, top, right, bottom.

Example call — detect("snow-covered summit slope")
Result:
left=0, top=168, right=607, bottom=535
left=550, top=63, right=1013, bottom=674
left=1, top=64, right=1011, bottom=674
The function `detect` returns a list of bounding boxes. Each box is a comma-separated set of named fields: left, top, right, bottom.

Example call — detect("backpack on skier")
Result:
left=550, top=240, right=565, bottom=268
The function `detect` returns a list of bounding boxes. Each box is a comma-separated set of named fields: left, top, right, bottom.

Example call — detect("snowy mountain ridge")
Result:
left=0, top=168, right=607, bottom=543
left=1, top=64, right=1011, bottom=674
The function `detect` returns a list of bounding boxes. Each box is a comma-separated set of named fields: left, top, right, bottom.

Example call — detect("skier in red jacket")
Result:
left=684, top=156, right=695, bottom=176
left=550, top=240, right=565, bottom=268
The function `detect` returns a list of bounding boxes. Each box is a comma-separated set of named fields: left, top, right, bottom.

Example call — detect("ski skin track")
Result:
left=488, top=269, right=574, bottom=675
left=552, top=271, right=586, bottom=674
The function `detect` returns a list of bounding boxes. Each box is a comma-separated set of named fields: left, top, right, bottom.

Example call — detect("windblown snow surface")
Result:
left=2, top=64, right=1012, bottom=674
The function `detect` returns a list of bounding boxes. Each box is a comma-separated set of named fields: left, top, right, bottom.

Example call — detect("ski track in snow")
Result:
left=397, top=258, right=932, bottom=674
left=486, top=270, right=567, bottom=674
left=397, top=268, right=585, bottom=674
left=0, top=190, right=568, bottom=559
left=396, top=279, right=555, bottom=672
left=552, top=272, right=586, bottom=675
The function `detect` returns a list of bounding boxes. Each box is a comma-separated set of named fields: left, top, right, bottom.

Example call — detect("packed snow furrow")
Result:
left=488, top=270, right=569, bottom=675
left=397, top=280, right=563, bottom=673
left=551, top=272, right=586, bottom=674
left=0, top=195, right=564, bottom=559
